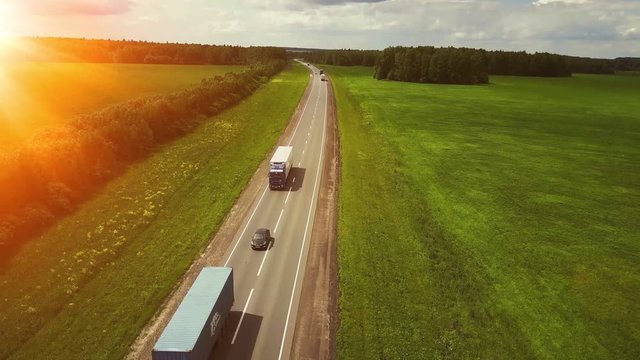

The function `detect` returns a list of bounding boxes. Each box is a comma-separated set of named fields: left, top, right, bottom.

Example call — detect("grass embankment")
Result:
left=332, top=66, right=640, bottom=359
left=0, top=62, right=244, bottom=148
left=0, top=63, right=308, bottom=360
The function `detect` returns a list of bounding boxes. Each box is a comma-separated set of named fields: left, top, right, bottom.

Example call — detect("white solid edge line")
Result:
left=274, top=208, right=285, bottom=234
left=224, top=187, right=268, bottom=267
left=231, top=288, right=255, bottom=345
left=277, top=77, right=328, bottom=360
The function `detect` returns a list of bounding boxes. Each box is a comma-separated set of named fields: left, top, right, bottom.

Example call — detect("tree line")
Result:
left=301, top=47, right=640, bottom=84
left=6, top=37, right=287, bottom=65
left=375, top=46, right=490, bottom=84
left=374, top=47, right=577, bottom=84
left=0, top=59, right=286, bottom=254
left=564, top=56, right=640, bottom=74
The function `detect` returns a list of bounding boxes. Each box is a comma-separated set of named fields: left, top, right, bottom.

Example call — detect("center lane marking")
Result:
left=287, top=74, right=316, bottom=146
left=231, top=288, right=255, bottom=345
left=274, top=208, right=285, bottom=234
left=257, top=208, right=284, bottom=276
left=224, top=187, right=268, bottom=267
left=257, top=246, right=271, bottom=277
left=284, top=187, right=292, bottom=204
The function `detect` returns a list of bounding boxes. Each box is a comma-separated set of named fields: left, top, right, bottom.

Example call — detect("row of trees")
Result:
left=565, top=56, right=615, bottom=74
left=302, top=48, right=639, bottom=83
left=564, top=56, right=640, bottom=74
left=373, top=47, right=574, bottom=84
left=6, top=37, right=287, bottom=65
left=614, top=57, right=640, bottom=71
left=375, top=46, right=489, bottom=84
left=487, top=50, right=571, bottom=77
left=0, top=59, right=286, bottom=251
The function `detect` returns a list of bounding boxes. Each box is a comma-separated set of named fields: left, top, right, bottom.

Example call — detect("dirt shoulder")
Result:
left=125, top=66, right=315, bottom=360
left=290, top=78, right=339, bottom=360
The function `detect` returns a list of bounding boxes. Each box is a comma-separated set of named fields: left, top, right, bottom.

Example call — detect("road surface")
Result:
left=212, top=62, right=329, bottom=360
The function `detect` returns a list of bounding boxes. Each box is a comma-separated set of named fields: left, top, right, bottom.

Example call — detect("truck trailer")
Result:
left=269, top=146, right=293, bottom=190
left=152, top=267, right=234, bottom=360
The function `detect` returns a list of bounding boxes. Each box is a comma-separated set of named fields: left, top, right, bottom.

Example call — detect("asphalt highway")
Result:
left=212, top=61, right=328, bottom=360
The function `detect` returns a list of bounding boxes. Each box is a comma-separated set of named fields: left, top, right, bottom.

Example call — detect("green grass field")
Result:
left=331, top=66, right=640, bottom=359
left=0, top=63, right=308, bottom=360
left=0, top=62, right=245, bottom=149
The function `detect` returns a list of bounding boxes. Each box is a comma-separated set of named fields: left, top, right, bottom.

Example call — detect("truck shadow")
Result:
left=211, top=312, right=262, bottom=360
left=286, top=167, right=306, bottom=192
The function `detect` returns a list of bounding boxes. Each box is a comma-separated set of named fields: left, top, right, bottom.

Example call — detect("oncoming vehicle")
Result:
left=251, top=228, right=272, bottom=250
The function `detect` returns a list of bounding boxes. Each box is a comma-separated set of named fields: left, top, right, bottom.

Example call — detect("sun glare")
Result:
left=0, top=0, right=15, bottom=55
left=0, top=1, right=16, bottom=48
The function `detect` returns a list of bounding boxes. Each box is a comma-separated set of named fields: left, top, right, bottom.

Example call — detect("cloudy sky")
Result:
left=1, top=0, right=639, bottom=58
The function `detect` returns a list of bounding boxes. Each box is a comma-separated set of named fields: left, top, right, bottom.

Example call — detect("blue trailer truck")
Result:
left=152, top=267, right=234, bottom=360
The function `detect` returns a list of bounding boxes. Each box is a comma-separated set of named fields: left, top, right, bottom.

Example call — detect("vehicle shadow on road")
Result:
left=211, top=312, right=262, bottom=360
left=286, top=167, right=306, bottom=192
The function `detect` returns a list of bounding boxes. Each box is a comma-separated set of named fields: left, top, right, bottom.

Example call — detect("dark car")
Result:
left=251, top=228, right=271, bottom=250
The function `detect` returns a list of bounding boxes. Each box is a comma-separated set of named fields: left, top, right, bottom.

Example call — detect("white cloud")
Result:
left=20, top=0, right=134, bottom=16
left=7, top=0, right=640, bottom=57
left=533, top=0, right=589, bottom=6
left=620, top=27, right=639, bottom=38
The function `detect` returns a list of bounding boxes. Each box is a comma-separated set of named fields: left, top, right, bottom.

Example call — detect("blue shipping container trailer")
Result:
left=152, top=267, right=234, bottom=360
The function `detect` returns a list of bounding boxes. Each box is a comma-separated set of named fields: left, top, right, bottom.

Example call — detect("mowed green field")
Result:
left=330, top=67, right=640, bottom=359
left=0, top=62, right=245, bottom=149
left=0, top=63, right=308, bottom=360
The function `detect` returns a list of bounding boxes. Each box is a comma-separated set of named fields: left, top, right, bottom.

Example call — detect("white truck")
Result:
left=269, top=146, right=293, bottom=190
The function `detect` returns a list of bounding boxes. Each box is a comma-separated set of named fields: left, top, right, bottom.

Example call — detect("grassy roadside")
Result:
left=0, top=62, right=308, bottom=360
left=332, top=66, right=640, bottom=359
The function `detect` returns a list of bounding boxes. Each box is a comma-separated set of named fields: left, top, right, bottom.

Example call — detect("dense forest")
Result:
left=0, top=42, right=287, bottom=255
left=302, top=47, right=640, bottom=84
left=375, top=47, right=575, bottom=84
left=486, top=50, right=571, bottom=77
left=374, top=46, right=489, bottom=84
left=563, top=56, right=640, bottom=74
left=4, top=37, right=286, bottom=65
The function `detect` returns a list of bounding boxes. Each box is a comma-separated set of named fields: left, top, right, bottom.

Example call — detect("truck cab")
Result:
left=269, top=162, right=287, bottom=189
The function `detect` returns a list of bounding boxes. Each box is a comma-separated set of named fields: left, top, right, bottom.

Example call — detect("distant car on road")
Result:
left=251, top=228, right=272, bottom=250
